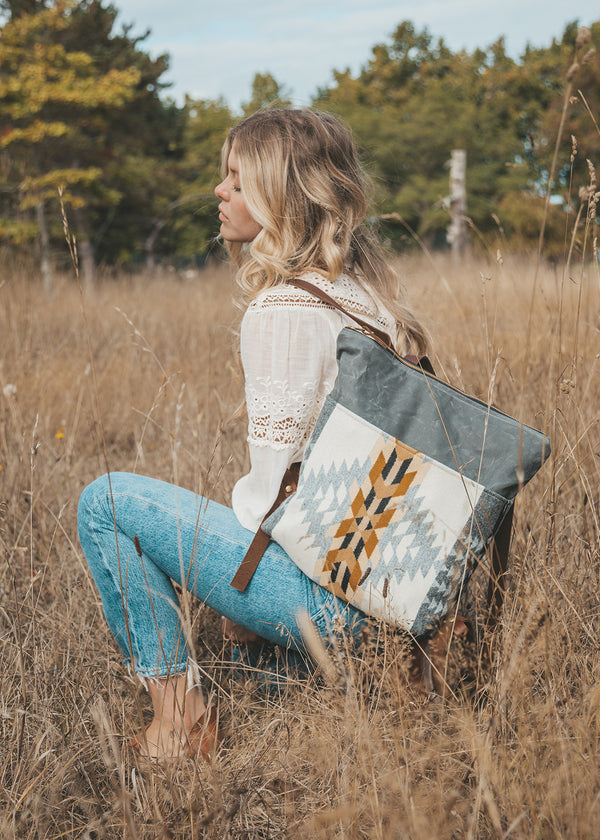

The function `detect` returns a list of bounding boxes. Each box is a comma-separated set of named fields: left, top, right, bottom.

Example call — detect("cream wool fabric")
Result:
left=231, top=272, right=399, bottom=532
left=266, top=400, right=489, bottom=630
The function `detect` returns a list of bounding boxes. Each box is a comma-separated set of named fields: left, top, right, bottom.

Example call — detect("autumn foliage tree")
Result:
left=0, top=0, right=179, bottom=285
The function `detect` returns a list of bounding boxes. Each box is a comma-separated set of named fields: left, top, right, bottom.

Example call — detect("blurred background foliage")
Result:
left=0, top=1, right=599, bottom=280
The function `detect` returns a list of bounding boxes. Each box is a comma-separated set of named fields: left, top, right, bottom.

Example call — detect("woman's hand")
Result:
left=221, top=616, right=267, bottom=647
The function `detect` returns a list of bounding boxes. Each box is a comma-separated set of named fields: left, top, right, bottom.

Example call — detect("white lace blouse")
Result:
left=231, top=271, right=402, bottom=532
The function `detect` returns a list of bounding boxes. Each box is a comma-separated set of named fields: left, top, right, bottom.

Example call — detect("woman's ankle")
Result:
left=147, top=674, right=206, bottom=734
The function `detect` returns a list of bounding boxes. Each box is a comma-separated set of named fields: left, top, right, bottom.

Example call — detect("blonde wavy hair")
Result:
left=222, top=108, right=429, bottom=354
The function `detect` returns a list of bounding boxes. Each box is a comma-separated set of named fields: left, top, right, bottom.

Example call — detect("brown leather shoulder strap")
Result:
left=405, top=354, right=435, bottom=375
left=289, top=278, right=435, bottom=375
left=230, top=463, right=301, bottom=592
left=229, top=529, right=271, bottom=593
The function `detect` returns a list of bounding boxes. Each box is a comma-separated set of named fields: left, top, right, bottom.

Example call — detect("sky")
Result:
left=110, top=0, right=597, bottom=111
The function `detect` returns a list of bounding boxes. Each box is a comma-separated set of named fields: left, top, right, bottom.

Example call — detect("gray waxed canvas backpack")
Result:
left=233, top=278, right=551, bottom=638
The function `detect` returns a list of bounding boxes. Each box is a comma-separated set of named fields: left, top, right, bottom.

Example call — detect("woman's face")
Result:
left=214, top=145, right=262, bottom=243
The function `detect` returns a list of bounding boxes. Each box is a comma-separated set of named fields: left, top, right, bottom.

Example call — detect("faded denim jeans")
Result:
left=77, top=472, right=365, bottom=679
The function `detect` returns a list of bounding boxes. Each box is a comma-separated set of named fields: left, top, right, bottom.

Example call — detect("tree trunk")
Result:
left=145, top=219, right=166, bottom=274
left=447, top=149, right=468, bottom=259
left=36, top=200, right=53, bottom=294
left=78, top=233, right=95, bottom=290
left=73, top=207, right=95, bottom=289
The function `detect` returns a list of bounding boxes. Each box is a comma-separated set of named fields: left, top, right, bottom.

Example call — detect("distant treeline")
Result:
left=1, top=1, right=599, bottom=282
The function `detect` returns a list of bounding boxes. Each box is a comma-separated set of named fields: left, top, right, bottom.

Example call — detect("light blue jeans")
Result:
left=77, top=472, right=366, bottom=679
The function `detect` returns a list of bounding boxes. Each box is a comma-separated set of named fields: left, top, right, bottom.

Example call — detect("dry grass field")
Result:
left=0, top=247, right=599, bottom=839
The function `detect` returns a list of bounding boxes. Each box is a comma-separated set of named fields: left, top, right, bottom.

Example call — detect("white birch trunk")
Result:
left=447, top=149, right=468, bottom=259
left=36, top=201, right=53, bottom=294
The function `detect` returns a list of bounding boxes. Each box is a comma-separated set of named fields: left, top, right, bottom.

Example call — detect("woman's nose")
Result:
left=214, top=180, right=227, bottom=200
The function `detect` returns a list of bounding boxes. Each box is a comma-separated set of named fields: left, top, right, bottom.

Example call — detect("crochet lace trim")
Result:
left=246, top=376, right=334, bottom=449
left=248, top=272, right=394, bottom=333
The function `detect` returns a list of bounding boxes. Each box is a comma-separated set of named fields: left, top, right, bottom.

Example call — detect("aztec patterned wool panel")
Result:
left=266, top=400, right=510, bottom=635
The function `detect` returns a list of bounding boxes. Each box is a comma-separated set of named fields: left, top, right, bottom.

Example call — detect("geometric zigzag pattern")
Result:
left=267, top=403, right=510, bottom=635
left=320, top=438, right=427, bottom=600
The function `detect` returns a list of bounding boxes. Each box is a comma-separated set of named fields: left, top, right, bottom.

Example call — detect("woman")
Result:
left=77, top=108, right=429, bottom=761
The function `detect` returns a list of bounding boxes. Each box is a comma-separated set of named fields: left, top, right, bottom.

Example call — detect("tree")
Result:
left=314, top=19, right=599, bottom=254
left=505, top=21, right=600, bottom=259
left=0, top=0, right=180, bottom=284
left=161, top=75, right=291, bottom=264
left=315, top=30, right=532, bottom=247
left=62, top=1, right=184, bottom=271
left=535, top=26, right=600, bottom=188
left=160, top=97, right=232, bottom=263
left=241, top=72, right=291, bottom=117
left=0, top=0, right=46, bottom=20
left=0, top=1, right=140, bottom=284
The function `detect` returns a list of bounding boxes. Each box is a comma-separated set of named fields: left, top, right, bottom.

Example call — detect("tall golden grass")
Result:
left=0, top=245, right=598, bottom=838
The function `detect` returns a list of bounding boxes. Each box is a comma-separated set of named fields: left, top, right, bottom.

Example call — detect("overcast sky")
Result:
left=112, top=1, right=596, bottom=110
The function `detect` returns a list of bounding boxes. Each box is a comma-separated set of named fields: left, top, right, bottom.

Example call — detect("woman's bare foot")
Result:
left=129, top=674, right=219, bottom=761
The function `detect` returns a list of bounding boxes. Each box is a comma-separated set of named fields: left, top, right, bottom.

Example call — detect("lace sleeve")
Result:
left=230, top=303, right=338, bottom=531
left=241, top=305, right=337, bottom=452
